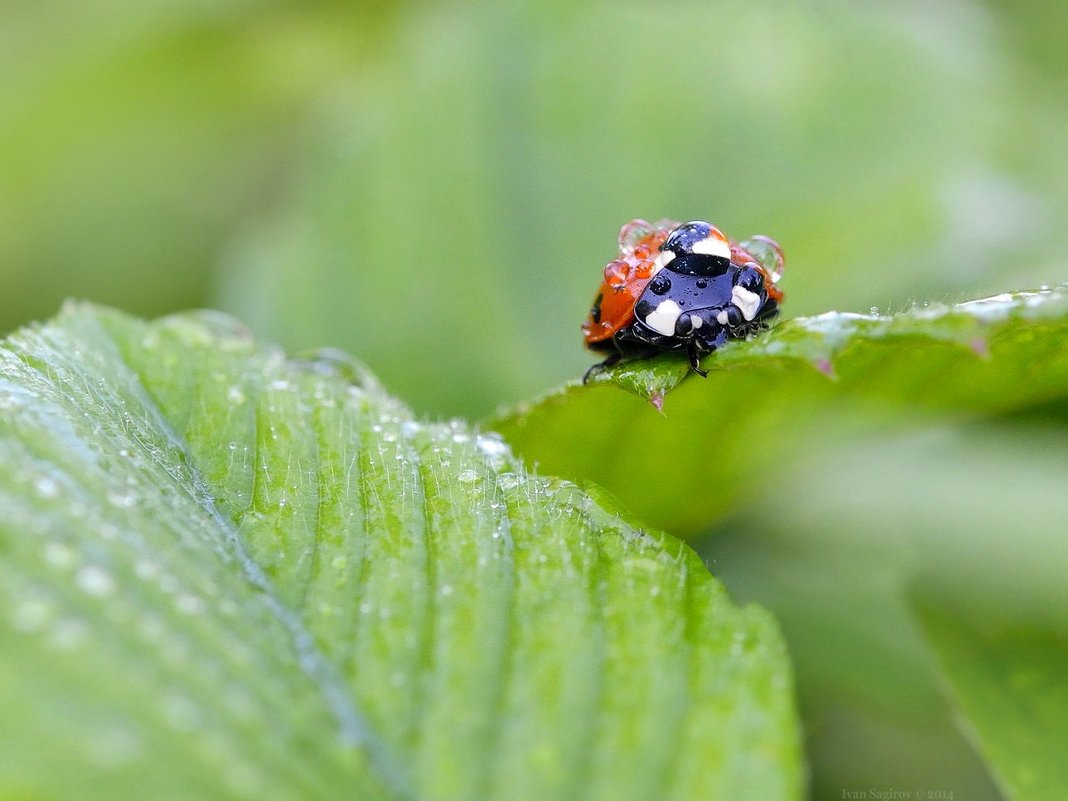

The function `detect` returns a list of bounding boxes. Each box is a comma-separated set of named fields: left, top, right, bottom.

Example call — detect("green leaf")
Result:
left=913, top=598, right=1068, bottom=801
left=494, top=288, right=1068, bottom=534
left=0, top=304, right=800, bottom=801
left=704, top=425, right=1068, bottom=800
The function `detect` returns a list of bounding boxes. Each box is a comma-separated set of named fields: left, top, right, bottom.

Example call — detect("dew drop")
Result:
left=135, top=559, right=159, bottom=581
left=50, top=617, right=90, bottom=651
left=137, top=614, right=164, bottom=641
left=106, top=490, right=139, bottom=509
left=86, top=723, right=143, bottom=767
left=476, top=435, right=509, bottom=469
left=224, top=686, right=256, bottom=721
left=77, top=565, right=116, bottom=598
left=45, top=542, right=77, bottom=570
left=176, top=594, right=204, bottom=615
left=617, top=218, right=656, bottom=251
left=12, top=598, right=54, bottom=632
left=224, top=762, right=263, bottom=797
left=162, top=694, right=202, bottom=732
left=456, top=469, right=479, bottom=484
left=738, top=235, right=785, bottom=283
left=35, top=476, right=60, bottom=499
left=188, top=309, right=255, bottom=343
left=496, top=473, right=520, bottom=491
left=158, top=574, right=179, bottom=594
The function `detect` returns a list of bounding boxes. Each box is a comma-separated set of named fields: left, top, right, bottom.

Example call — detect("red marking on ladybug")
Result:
left=581, top=219, right=680, bottom=346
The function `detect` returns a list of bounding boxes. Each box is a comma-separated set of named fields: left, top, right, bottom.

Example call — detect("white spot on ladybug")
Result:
left=653, top=250, right=675, bottom=273
left=690, top=315, right=703, bottom=329
left=731, top=286, right=761, bottom=321
left=716, top=310, right=730, bottom=326
left=690, top=235, right=731, bottom=261
left=644, top=299, right=683, bottom=336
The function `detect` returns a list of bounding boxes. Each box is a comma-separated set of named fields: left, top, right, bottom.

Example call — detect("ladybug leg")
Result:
left=687, top=342, right=708, bottom=378
left=582, top=352, right=622, bottom=384
left=721, top=304, right=746, bottom=329
left=686, top=322, right=734, bottom=377
left=755, top=297, right=778, bottom=322
left=683, top=308, right=728, bottom=378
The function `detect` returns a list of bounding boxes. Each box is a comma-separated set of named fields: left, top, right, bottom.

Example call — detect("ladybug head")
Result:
left=660, top=221, right=732, bottom=277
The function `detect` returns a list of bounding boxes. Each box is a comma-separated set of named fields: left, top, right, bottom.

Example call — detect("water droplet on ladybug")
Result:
left=649, top=274, right=671, bottom=295
left=603, top=259, right=632, bottom=290
left=617, top=219, right=655, bottom=252
left=634, top=260, right=655, bottom=279
left=739, top=235, right=785, bottom=283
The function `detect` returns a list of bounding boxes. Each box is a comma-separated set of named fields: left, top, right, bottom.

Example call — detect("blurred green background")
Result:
left=4, top=1, right=1068, bottom=799
left=4, top=0, right=1068, bottom=420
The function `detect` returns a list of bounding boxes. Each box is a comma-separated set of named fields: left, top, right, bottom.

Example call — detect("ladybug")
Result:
left=582, top=219, right=784, bottom=382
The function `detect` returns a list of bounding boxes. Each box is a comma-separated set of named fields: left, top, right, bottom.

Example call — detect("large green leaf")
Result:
left=914, top=599, right=1068, bottom=801
left=495, top=287, right=1068, bottom=799
left=704, top=424, right=1068, bottom=800
left=495, top=287, right=1068, bottom=534
left=0, top=304, right=800, bottom=801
